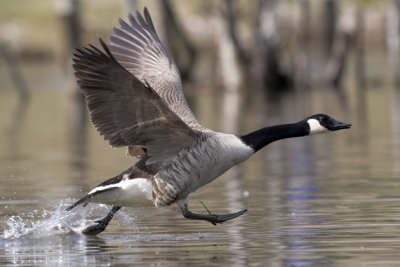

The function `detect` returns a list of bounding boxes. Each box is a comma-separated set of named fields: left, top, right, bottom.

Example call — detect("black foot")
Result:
left=182, top=208, right=247, bottom=225
left=81, top=206, right=121, bottom=235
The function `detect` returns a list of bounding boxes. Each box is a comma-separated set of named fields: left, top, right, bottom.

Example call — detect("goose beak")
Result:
left=331, top=120, right=352, bottom=131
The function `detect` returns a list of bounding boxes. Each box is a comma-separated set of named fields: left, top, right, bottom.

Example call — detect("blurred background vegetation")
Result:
left=0, top=0, right=398, bottom=180
left=0, top=0, right=397, bottom=93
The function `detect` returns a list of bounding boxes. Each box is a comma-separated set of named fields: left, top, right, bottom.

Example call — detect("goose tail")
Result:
left=66, top=166, right=154, bottom=211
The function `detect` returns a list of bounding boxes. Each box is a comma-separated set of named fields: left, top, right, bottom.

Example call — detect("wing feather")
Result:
left=73, top=39, right=198, bottom=166
left=108, top=8, right=203, bottom=130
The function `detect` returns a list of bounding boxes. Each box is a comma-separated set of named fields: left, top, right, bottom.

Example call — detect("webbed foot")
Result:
left=178, top=199, right=247, bottom=225
left=81, top=206, right=121, bottom=235
left=182, top=208, right=247, bottom=225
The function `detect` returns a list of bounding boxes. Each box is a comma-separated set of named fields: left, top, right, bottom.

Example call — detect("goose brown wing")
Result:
left=73, top=39, right=197, bottom=166
left=107, top=8, right=201, bottom=130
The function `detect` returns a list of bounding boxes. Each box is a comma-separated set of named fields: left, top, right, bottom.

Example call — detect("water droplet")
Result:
left=1, top=199, right=137, bottom=239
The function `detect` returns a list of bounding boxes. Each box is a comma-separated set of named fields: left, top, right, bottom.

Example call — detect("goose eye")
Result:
left=321, top=116, right=330, bottom=125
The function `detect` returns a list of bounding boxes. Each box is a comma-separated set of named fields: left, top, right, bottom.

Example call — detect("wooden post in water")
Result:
left=0, top=23, right=31, bottom=135
left=159, top=0, right=197, bottom=81
left=386, top=0, right=400, bottom=86
left=55, top=0, right=88, bottom=178
left=324, top=0, right=337, bottom=58
left=255, top=0, right=290, bottom=94
left=294, top=0, right=311, bottom=89
left=323, top=6, right=355, bottom=88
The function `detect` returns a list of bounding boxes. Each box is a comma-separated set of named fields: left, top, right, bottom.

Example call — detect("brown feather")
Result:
left=73, top=38, right=198, bottom=167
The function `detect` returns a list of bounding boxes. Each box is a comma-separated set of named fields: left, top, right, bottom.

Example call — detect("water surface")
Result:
left=1, top=62, right=400, bottom=266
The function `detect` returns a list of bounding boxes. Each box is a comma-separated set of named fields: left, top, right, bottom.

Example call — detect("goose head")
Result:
left=239, top=114, right=351, bottom=152
left=305, top=114, right=351, bottom=135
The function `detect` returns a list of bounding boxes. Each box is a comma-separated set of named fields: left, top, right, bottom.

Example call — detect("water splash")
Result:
left=1, top=200, right=135, bottom=239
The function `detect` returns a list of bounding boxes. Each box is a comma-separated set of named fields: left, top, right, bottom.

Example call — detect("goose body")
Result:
left=153, top=132, right=254, bottom=206
left=68, top=8, right=351, bottom=234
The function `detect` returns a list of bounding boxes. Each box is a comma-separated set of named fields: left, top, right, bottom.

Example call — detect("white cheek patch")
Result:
left=307, top=119, right=328, bottom=135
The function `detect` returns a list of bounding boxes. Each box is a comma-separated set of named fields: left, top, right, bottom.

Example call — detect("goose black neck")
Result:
left=240, top=122, right=308, bottom=152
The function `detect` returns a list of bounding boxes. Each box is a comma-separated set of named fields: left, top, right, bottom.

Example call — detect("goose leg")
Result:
left=82, top=206, right=121, bottom=235
left=177, top=199, right=247, bottom=225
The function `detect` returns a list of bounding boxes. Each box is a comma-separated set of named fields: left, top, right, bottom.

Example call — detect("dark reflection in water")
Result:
left=1, top=81, right=400, bottom=266
left=4, top=95, right=30, bottom=163
left=66, top=86, right=89, bottom=192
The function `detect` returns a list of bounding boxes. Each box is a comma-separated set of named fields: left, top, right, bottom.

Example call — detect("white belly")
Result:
left=87, top=178, right=154, bottom=207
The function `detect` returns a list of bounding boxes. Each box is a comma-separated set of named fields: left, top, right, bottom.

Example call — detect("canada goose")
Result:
left=68, top=8, right=351, bottom=235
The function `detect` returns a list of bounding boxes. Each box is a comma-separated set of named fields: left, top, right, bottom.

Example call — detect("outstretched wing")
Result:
left=73, top=39, right=197, bottom=166
left=107, top=8, right=202, bottom=130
